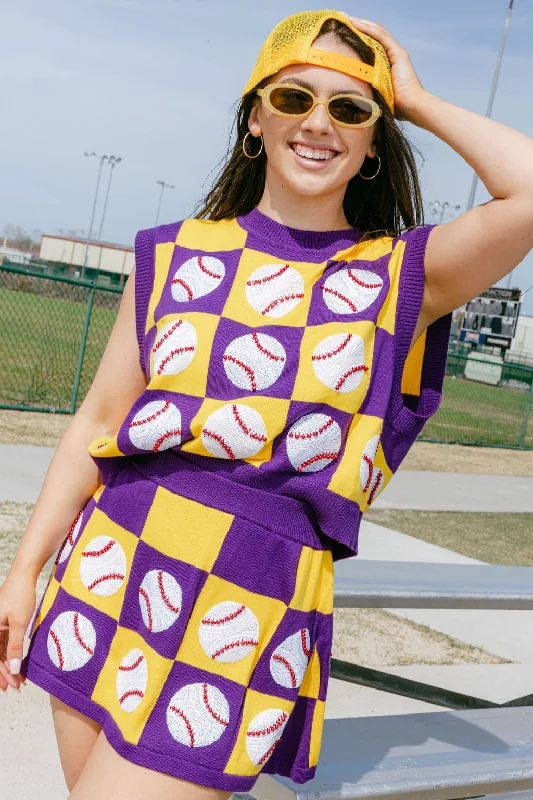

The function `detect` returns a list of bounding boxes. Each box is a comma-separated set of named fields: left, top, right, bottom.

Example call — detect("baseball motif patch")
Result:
left=79, top=535, right=127, bottom=596
left=171, top=255, right=225, bottom=302
left=270, top=628, right=311, bottom=688
left=138, top=569, right=182, bottom=632
left=47, top=610, right=96, bottom=671
left=167, top=682, right=229, bottom=747
left=116, top=648, right=148, bottom=712
left=201, top=403, right=267, bottom=459
left=151, top=318, right=197, bottom=376
left=246, top=708, right=289, bottom=766
left=287, top=412, right=342, bottom=473
left=360, top=434, right=385, bottom=506
left=128, top=399, right=182, bottom=452
left=223, top=332, right=286, bottom=391
left=312, top=332, right=368, bottom=393
left=56, top=510, right=83, bottom=565
left=198, top=600, right=259, bottom=662
left=245, top=263, right=304, bottom=318
left=321, top=267, right=383, bottom=315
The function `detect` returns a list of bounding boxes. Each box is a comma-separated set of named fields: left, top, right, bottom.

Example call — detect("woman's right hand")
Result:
left=0, top=570, right=38, bottom=691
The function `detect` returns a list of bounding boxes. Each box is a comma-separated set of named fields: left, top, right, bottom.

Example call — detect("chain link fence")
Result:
left=1, top=265, right=533, bottom=448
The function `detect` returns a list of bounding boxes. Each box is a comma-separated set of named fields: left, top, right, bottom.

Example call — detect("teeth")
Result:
left=292, top=144, right=336, bottom=161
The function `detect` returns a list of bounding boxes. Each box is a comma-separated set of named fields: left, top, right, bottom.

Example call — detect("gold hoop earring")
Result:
left=358, top=153, right=381, bottom=180
left=243, top=131, right=264, bottom=159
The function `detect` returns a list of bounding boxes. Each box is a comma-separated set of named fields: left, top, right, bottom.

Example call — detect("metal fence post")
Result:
left=70, top=285, right=96, bottom=414
left=518, top=371, right=533, bottom=449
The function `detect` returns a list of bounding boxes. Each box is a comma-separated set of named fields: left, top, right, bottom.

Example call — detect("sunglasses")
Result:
left=256, top=83, right=382, bottom=128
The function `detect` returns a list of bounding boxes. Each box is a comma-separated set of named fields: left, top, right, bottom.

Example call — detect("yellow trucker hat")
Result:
left=242, top=9, right=394, bottom=115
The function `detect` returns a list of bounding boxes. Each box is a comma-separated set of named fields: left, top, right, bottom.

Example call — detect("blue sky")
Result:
left=2, top=0, right=533, bottom=312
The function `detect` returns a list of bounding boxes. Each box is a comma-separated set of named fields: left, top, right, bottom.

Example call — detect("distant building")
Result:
left=39, top=235, right=134, bottom=286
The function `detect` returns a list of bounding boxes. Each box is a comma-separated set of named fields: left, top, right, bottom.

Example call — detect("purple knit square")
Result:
left=21, top=585, right=117, bottom=696
left=211, top=517, right=301, bottom=604
left=118, top=539, right=209, bottom=660
left=357, top=327, right=394, bottom=419
left=248, top=608, right=316, bottom=700
left=53, top=496, right=97, bottom=583
left=205, top=317, right=304, bottom=401
left=138, top=659, right=245, bottom=768
left=97, top=468, right=158, bottom=537
left=262, top=694, right=316, bottom=775
left=315, top=611, right=333, bottom=701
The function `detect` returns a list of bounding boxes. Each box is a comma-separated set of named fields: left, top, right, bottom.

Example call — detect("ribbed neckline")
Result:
left=237, top=205, right=363, bottom=250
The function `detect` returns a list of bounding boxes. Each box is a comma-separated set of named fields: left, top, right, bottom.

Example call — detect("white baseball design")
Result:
left=270, top=628, right=311, bottom=689
left=287, top=413, right=341, bottom=473
left=223, top=332, right=286, bottom=391
left=57, top=510, right=84, bottom=564
left=47, top=610, right=96, bottom=671
left=201, top=403, right=267, bottom=460
left=246, top=708, right=289, bottom=766
left=79, top=535, right=127, bottom=596
left=139, top=569, right=182, bottom=632
left=151, top=318, right=197, bottom=376
left=360, top=434, right=384, bottom=506
left=128, top=399, right=182, bottom=452
left=171, top=255, right=225, bottom=302
left=246, top=263, right=304, bottom=318
left=167, top=682, right=229, bottom=747
left=312, top=332, right=368, bottom=393
left=116, top=648, right=148, bottom=712
left=321, top=267, right=383, bottom=315
left=198, top=600, right=259, bottom=662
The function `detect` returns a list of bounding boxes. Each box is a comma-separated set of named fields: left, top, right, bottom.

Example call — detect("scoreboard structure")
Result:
left=459, top=286, right=522, bottom=349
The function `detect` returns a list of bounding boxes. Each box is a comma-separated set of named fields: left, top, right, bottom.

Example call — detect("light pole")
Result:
left=82, top=152, right=108, bottom=277
left=428, top=200, right=461, bottom=223
left=96, top=156, right=122, bottom=273
left=155, top=180, right=175, bottom=226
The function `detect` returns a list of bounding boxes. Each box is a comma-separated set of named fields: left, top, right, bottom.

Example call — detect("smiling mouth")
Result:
left=289, top=142, right=340, bottom=162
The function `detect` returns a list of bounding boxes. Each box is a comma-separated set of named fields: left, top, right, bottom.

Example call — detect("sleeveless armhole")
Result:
left=388, top=223, right=452, bottom=437
left=134, top=227, right=156, bottom=379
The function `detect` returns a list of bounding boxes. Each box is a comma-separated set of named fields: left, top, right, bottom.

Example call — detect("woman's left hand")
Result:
left=338, top=12, right=427, bottom=121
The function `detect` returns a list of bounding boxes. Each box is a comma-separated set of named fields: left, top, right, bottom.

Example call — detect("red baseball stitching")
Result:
left=119, top=689, right=144, bottom=704
left=258, top=739, right=282, bottom=765
left=202, top=429, right=235, bottom=459
left=347, top=269, right=382, bottom=289
left=129, top=400, right=170, bottom=427
left=138, top=587, right=153, bottom=631
left=247, top=264, right=290, bottom=286
left=119, top=654, right=144, bottom=671
left=252, top=331, right=285, bottom=361
left=262, top=293, right=304, bottom=316
left=152, top=320, right=183, bottom=352
left=320, top=284, right=358, bottom=312
left=247, top=712, right=288, bottom=736
left=368, top=471, right=383, bottom=506
left=223, top=355, right=257, bottom=391
left=68, top=511, right=82, bottom=545
left=169, top=706, right=195, bottom=746
left=202, top=683, right=229, bottom=726
left=298, top=452, right=339, bottom=471
left=73, top=611, right=93, bottom=655
left=312, top=333, right=353, bottom=361
left=82, top=539, right=116, bottom=557
left=288, top=417, right=334, bottom=439
left=272, top=654, right=297, bottom=687
left=96, top=442, right=107, bottom=449
left=87, top=572, right=125, bottom=591
left=301, top=628, right=311, bottom=658
left=158, top=570, right=181, bottom=613
left=335, top=364, right=369, bottom=391
left=156, top=346, right=195, bottom=375
left=153, top=429, right=182, bottom=452
left=49, top=629, right=64, bottom=670
left=201, top=604, right=245, bottom=625
left=362, top=453, right=374, bottom=493
left=232, top=405, right=267, bottom=442
left=211, top=639, right=258, bottom=659
left=198, top=255, right=222, bottom=280
left=171, top=277, right=193, bottom=300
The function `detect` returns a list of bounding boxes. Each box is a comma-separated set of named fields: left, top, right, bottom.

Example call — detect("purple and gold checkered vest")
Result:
left=89, top=206, right=452, bottom=560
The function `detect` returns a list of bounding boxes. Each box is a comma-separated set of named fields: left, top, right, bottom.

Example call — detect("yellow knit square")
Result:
left=221, top=248, right=320, bottom=328
left=291, top=320, right=375, bottom=413
left=289, top=547, right=333, bottom=615
left=140, top=485, right=233, bottom=571
left=376, top=238, right=405, bottom=336
left=30, top=575, right=61, bottom=636
left=145, top=242, right=175, bottom=334
left=91, top=626, right=174, bottom=745
left=60, top=508, right=139, bottom=622
left=401, top=327, right=426, bottom=396
left=148, top=311, right=220, bottom=397
left=223, top=687, right=295, bottom=777
left=181, top=396, right=290, bottom=467
left=309, top=699, right=326, bottom=767
left=176, top=217, right=248, bottom=252
left=299, top=644, right=321, bottom=700
left=92, top=484, right=105, bottom=503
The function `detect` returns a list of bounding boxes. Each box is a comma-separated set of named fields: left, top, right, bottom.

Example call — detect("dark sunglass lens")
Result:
left=269, top=87, right=314, bottom=115
left=330, top=97, right=373, bottom=125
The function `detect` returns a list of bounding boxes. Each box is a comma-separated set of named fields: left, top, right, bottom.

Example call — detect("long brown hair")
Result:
left=192, top=18, right=425, bottom=240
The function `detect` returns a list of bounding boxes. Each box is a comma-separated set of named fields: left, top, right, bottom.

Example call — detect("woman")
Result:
left=1, top=9, right=533, bottom=799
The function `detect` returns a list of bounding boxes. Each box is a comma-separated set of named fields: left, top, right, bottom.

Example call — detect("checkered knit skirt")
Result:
left=21, top=454, right=334, bottom=793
